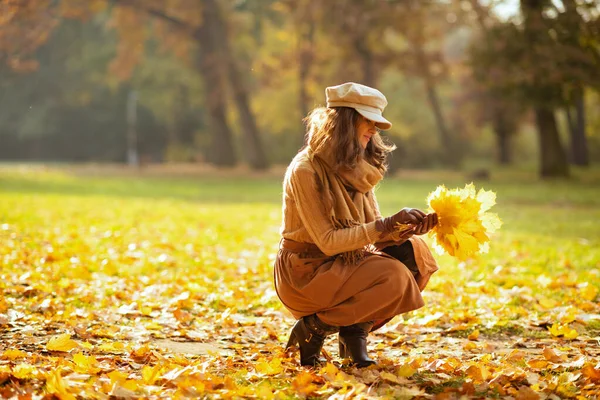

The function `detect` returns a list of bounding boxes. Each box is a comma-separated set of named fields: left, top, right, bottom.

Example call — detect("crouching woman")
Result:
left=274, top=82, right=440, bottom=368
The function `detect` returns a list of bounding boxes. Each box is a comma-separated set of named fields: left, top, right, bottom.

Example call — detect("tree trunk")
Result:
left=521, top=0, right=570, bottom=178
left=492, top=107, right=512, bottom=165
left=471, top=0, right=515, bottom=165
left=411, top=39, right=453, bottom=163
left=226, top=57, right=269, bottom=170
left=569, top=87, right=589, bottom=166
left=207, top=0, right=268, bottom=170
left=534, top=107, right=569, bottom=178
left=560, top=0, right=589, bottom=167
left=195, top=3, right=236, bottom=167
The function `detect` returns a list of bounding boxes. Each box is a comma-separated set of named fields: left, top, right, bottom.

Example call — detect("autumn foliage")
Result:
left=1, top=167, right=599, bottom=399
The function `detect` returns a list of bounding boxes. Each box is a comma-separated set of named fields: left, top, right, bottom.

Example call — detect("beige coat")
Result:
left=275, top=151, right=439, bottom=327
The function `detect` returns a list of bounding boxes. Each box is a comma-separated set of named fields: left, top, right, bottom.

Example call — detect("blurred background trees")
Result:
left=1, top=0, right=599, bottom=178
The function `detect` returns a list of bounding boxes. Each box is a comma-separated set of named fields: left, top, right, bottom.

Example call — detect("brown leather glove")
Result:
left=375, top=208, right=427, bottom=235
left=413, top=213, right=438, bottom=235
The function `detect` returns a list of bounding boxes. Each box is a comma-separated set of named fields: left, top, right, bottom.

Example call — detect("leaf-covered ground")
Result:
left=1, top=166, right=599, bottom=399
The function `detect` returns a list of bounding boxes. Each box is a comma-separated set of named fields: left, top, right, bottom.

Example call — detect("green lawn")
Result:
left=0, top=165, right=599, bottom=399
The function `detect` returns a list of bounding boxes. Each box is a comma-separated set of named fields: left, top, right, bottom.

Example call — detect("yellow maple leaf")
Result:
left=548, top=323, right=578, bottom=340
left=319, top=362, right=339, bottom=379
left=463, top=341, right=478, bottom=351
left=142, top=365, right=162, bottom=385
left=468, top=329, right=480, bottom=341
left=98, top=341, right=125, bottom=353
left=255, top=357, right=283, bottom=376
left=72, top=353, right=99, bottom=374
left=427, top=184, right=502, bottom=260
left=291, top=371, right=318, bottom=395
left=579, top=284, right=598, bottom=301
left=380, top=371, right=403, bottom=383
left=397, top=363, right=416, bottom=378
left=108, top=369, right=128, bottom=384
left=2, top=349, right=27, bottom=360
left=12, top=363, right=37, bottom=380
left=46, top=370, right=76, bottom=400
left=47, top=334, right=78, bottom=352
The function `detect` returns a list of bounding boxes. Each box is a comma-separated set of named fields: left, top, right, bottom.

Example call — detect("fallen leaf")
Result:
left=468, top=329, right=480, bottom=341
left=515, top=385, right=540, bottom=400
left=46, top=334, right=78, bottom=352
left=527, top=359, right=549, bottom=370
left=463, top=341, right=478, bottom=351
left=45, top=370, right=76, bottom=400
left=255, top=357, right=283, bottom=376
left=465, top=364, right=489, bottom=383
left=397, top=363, right=417, bottom=378
left=291, top=371, right=318, bottom=396
left=543, top=347, right=566, bottom=363
left=582, top=363, right=600, bottom=382
left=142, top=365, right=162, bottom=385
left=12, top=363, right=37, bottom=380
left=1, top=349, right=27, bottom=360
left=72, top=353, right=99, bottom=374
left=549, top=323, right=578, bottom=339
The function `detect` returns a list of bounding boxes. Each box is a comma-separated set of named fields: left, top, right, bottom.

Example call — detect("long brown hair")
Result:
left=303, top=107, right=396, bottom=172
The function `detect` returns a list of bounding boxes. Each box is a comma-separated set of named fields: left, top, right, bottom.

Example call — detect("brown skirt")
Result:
left=274, top=237, right=439, bottom=327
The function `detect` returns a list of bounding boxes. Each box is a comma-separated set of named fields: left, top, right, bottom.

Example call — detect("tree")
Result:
left=467, top=0, right=522, bottom=165
left=0, top=0, right=270, bottom=169
left=112, top=0, right=268, bottom=169
left=557, top=0, right=600, bottom=166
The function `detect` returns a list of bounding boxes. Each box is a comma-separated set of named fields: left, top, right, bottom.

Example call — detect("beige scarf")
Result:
left=307, top=145, right=384, bottom=264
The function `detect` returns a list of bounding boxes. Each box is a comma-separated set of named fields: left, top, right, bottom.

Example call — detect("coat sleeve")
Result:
left=288, top=166, right=381, bottom=256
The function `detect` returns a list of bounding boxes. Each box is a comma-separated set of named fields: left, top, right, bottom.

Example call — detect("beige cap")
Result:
left=325, top=82, right=392, bottom=130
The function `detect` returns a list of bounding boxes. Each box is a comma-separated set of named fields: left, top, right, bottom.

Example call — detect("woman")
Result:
left=275, top=82, right=440, bottom=368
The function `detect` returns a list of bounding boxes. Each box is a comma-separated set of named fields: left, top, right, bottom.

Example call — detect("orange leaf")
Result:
left=514, top=386, right=540, bottom=400
left=468, top=329, right=480, bottom=341
left=463, top=341, right=478, bottom=351
left=291, top=371, right=318, bottom=396
left=527, top=359, right=548, bottom=370
left=543, top=347, right=565, bottom=363
left=582, top=363, right=600, bottom=382
left=465, top=365, right=489, bottom=383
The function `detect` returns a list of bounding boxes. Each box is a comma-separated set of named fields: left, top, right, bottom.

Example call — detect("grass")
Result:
left=0, top=164, right=599, bottom=398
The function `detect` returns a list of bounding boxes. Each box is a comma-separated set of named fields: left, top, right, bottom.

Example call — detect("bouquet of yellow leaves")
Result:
left=425, top=183, right=502, bottom=260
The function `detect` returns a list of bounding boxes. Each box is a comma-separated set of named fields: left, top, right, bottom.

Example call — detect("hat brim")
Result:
left=355, top=108, right=392, bottom=130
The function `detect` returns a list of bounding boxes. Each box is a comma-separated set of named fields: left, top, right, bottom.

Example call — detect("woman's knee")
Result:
left=378, top=260, right=414, bottom=291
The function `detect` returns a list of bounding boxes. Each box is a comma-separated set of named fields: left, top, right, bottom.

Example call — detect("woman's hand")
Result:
left=413, top=213, right=438, bottom=235
left=376, top=207, right=427, bottom=234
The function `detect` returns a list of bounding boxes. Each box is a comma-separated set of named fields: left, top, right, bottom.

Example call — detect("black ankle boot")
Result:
left=285, top=314, right=339, bottom=366
left=338, top=321, right=376, bottom=368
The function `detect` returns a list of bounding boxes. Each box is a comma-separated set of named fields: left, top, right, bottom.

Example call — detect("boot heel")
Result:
left=338, top=337, right=349, bottom=358
left=285, top=330, right=298, bottom=350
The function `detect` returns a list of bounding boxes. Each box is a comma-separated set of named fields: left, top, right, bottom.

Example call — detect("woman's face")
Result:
left=356, top=115, right=377, bottom=149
